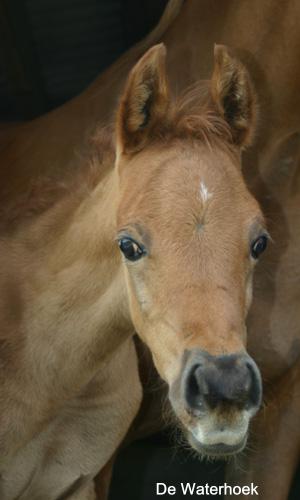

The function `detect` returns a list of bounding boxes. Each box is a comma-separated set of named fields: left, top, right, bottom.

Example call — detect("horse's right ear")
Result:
left=116, top=44, right=170, bottom=157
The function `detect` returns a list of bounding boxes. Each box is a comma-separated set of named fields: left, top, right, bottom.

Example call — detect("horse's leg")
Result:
left=226, top=361, right=300, bottom=499
left=94, top=454, right=116, bottom=500
left=67, top=481, right=96, bottom=500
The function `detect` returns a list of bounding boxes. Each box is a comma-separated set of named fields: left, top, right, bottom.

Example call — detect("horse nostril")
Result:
left=185, top=364, right=206, bottom=413
left=245, top=359, right=263, bottom=410
left=183, top=353, right=262, bottom=413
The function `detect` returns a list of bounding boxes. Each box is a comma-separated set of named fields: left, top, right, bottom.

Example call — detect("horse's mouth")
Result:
left=187, top=430, right=247, bottom=458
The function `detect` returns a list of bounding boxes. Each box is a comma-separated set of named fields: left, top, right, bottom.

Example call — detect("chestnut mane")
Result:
left=0, top=83, right=233, bottom=234
left=168, top=82, right=233, bottom=146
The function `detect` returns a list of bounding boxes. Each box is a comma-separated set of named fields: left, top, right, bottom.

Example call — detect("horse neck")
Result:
left=0, top=150, right=136, bottom=462
left=4, top=165, right=132, bottom=404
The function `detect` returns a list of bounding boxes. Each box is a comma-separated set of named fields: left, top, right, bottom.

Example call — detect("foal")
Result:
left=0, top=44, right=266, bottom=498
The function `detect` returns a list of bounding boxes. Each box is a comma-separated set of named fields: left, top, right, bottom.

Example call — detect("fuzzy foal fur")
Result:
left=0, top=1, right=300, bottom=499
left=0, top=38, right=267, bottom=499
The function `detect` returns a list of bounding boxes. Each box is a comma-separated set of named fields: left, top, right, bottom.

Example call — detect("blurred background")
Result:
left=0, top=0, right=167, bottom=120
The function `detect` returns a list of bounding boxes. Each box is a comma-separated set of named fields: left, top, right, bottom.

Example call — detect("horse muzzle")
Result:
left=169, top=349, right=262, bottom=457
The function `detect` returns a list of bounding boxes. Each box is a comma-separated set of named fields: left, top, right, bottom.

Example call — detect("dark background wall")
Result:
left=0, top=0, right=167, bottom=120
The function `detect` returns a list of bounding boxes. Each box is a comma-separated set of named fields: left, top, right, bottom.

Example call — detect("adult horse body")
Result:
left=0, top=35, right=268, bottom=500
left=162, top=2, right=300, bottom=498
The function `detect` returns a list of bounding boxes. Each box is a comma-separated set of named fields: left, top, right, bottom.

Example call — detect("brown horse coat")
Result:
left=0, top=1, right=300, bottom=499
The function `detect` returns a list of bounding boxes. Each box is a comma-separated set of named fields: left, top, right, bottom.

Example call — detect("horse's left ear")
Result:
left=116, top=43, right=170, bottom=157
left=211, top=44, right=257, bottom=148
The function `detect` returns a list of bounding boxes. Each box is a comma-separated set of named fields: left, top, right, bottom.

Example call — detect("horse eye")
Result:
left=118, top=238, right=145, bottom=261
left=251, top=235, right=268, bottom=259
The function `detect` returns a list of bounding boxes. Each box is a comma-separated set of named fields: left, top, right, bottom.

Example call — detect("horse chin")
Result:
left=186, top=428, right=248, bottom=459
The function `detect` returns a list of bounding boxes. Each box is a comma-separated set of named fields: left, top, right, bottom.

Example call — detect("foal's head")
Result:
left=114, top=44, right=268, bottom=457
